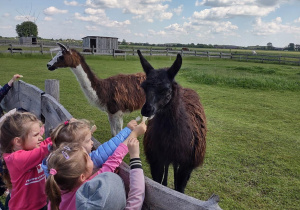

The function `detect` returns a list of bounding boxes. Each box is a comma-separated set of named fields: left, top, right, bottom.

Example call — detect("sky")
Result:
left=1, top=0, right=300, bottom=48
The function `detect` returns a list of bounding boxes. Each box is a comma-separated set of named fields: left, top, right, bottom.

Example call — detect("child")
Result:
left=0, top=74, right=23, bottom=117
left=41, top=118, right=138, bottom=177
left=0, top=111, right=52, bottom=210
left=76, top=137, right=145, bottom=210
left=45, top=122, right=146, bottom=210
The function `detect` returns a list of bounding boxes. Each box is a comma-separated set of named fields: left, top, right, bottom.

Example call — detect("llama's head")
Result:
left=47, top=43, right=77, bottom=71
left=137, top=50, right=182, bottom=118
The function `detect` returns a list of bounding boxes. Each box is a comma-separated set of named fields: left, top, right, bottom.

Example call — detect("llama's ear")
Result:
left=167, top=53, right=182, bottom=81
left=137, top=50, right=154, bottom=75
left=57, top=42, right=70, bottom=53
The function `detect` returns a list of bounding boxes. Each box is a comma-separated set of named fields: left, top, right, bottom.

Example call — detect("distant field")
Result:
left=0, top=54, right=299, bottom=209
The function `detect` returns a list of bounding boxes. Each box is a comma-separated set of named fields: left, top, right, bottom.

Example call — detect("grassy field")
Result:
left=0, top=53, right=299, bottom=209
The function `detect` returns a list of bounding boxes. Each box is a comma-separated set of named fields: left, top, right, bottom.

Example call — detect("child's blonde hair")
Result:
left=50, top=119, right=93, bottom=150
left=45, top=142, right=90, bottom=210
left=0, top=111, right=41, bottom=189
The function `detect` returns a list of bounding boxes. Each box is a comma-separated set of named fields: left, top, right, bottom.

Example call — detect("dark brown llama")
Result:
left=137, top=50, right=207, bottom=193
left=47, top=43, right=146, bottom=136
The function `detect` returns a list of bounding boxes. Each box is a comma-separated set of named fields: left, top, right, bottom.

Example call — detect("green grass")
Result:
left=0, top=54, right=299, bottom=209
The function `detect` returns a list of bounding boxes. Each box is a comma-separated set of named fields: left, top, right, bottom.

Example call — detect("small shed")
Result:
left=19, top=37, right=37, bottom=45
left=82, top=36, right=118, bottom=54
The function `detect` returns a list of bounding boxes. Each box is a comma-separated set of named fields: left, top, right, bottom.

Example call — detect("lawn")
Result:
left=0, top=53, right=299, bottom=209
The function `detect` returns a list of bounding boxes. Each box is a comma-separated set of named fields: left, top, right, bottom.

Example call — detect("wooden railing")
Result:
left=0, top=80, right=222, bottom=210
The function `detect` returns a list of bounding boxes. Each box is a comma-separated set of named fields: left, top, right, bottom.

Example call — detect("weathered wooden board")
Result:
left=118, top=162, right=222, bottom=210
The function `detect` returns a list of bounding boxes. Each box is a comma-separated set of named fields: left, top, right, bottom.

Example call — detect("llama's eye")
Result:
left=58, top=56, right=64, bottom=61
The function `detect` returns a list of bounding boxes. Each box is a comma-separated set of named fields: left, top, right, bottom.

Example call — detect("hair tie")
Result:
left=50, top=168, right=57, bottom=175
left=64, top=120, right=69, bottom=125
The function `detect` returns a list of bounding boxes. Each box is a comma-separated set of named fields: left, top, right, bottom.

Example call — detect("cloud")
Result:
left=252, top=17, right=300, bottom=36
left=0, top=26, right=13, bottom=29
left=84, top=8, right=106, bottom=15
left=173, top=5, right=183, bottom=15
left=165, top=23, right=187, bottom=34
left=64, top=1, right=79, bottom=6
left=86, top=25, right=99, bottom=31
left=294, top=17, right=300, bottom=23
left=193, top=5, right=277, bottom=20
left=85, top=0, right=174, bottom=22
left=134, top=33, right=145, bottom=37
left=148, top=29, right=167, bottom=36
left=2, top=13, right=10, bottom=17
left=44, top=17, right=53, bottom=21
left=43, top=7, right=68, bottom=16
left=74, top=12, right=131, bottom=27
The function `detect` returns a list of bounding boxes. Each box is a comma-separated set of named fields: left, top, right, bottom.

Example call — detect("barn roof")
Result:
left=82, top=36, right=118, bottom=39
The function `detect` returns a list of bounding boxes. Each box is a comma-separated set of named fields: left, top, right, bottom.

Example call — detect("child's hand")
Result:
left=131, top=121, right=147, bottom=138
left=13, top=74, right=23, bottom=81
left=8, top=74, right=23, bottom=86
left=127, top=138, right=140, bottom=159
left=127, top=120, right=138, bottom=130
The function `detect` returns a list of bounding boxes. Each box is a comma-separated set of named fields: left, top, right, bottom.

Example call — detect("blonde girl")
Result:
left=0, top=112, right=51, bottom=210
left=46, top=122, right=146, bottom=210
left=41, top=118, right=138, bottom=177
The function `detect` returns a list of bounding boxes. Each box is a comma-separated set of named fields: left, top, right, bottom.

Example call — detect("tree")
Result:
left=267, top=42, right=273, bottom=50
left=287, top=43, right=295, bottom=51
left=16, top=21, right=38, bottom=37
left=121, top=39, right=127, bottom=45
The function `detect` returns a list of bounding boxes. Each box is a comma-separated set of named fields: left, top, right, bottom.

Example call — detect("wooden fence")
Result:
left=0, top=80, right=222, bottom=210
left=1, top=42, right=300, bottom=66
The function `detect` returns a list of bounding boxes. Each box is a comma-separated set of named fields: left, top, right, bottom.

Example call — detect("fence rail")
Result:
left=0, top=80, right=222, bottom=210
left=1, top=43, right=299, bottom=65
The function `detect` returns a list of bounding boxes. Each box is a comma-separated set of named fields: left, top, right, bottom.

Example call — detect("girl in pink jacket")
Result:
left=0, top=112, right=51, bottom=210
left=45, top=122, right=146, bottom=210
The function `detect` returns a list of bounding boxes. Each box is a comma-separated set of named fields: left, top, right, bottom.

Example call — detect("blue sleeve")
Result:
left=41, top=158, right=49, bottom=178
left=0, top=84, right=11, bottom=102
left=90, top=127, right=131, bottom=168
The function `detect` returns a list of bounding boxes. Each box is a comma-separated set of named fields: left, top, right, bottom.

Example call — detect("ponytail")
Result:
left=45, top=174, right=61, bottom=210
left=1, top=158, right=11, bottom=189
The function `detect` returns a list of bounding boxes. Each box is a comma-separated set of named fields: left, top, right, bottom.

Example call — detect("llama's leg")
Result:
left=173, top=163, right=179, bottom=190
left=162, top=163, right=169, bottom=186
left=175, top=165, right=193, bottom=193
left=108, top=111, right=123, bottom=136
left=149, top=160, right=165, bottom=185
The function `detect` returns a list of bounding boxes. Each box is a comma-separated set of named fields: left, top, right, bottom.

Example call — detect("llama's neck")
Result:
left=70, top=64, right=107, bottom=112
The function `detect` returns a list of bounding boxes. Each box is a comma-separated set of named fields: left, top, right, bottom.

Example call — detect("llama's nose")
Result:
left=141, top=104, right=155, bottom=117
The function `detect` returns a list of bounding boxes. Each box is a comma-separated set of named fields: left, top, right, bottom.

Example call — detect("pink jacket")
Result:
left=49, top=143, right=128, bottom=210
left=126, top=168, right=145, bottom=210
left=3, top=138, right=52, bottom=210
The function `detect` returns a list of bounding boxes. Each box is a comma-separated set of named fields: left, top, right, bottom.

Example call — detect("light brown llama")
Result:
left=47, top=43, right=145, bottom=136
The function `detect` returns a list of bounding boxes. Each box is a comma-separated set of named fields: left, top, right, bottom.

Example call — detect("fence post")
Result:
left=195, top=50, right=197, bottom=56
left=40, top=43, right=43, bottom=54
left=92, top=46, right=94, bottom=55
left=150, top=48, right=152, bottom=56
left=45, top=79, right=60, bottom=103
left=44, top=79, right=60, bottom=138
left=113, top=49, right=115, bottom=57
left=132, top=48, right=135, bottom=56
left=10, top=43, right=13, bottom=54
left=166, top=49, right=168, bottom=56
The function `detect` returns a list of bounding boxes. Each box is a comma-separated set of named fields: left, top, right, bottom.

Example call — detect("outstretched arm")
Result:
left=126, top=138, right=145, bottom=210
